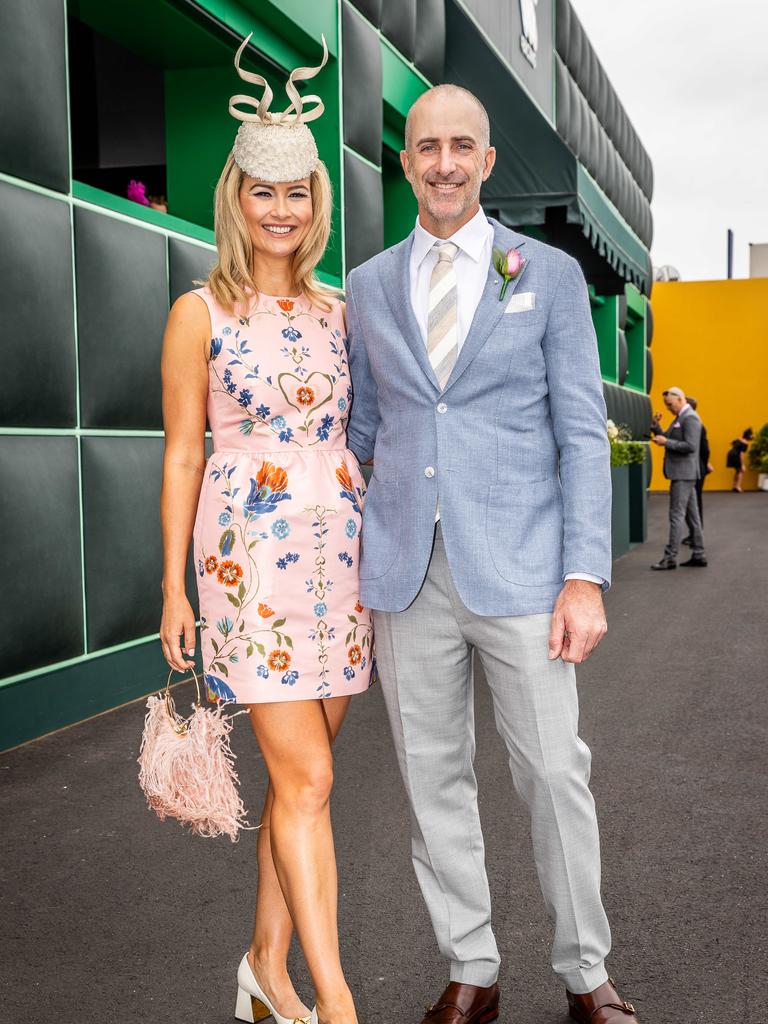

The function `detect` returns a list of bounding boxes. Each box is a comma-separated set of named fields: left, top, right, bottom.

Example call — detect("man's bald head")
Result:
left=404, top=84, right=491, bottom=153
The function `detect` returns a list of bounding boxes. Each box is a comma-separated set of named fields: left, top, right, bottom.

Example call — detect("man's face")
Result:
left=664, top=393, right=684, bottom=414
left=400, top=91, right=495, bottom=234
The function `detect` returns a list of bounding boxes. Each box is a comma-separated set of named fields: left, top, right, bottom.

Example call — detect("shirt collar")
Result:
left=411, top=206, right=492, bottom=269
left=678, top=403, right=691, bottom=416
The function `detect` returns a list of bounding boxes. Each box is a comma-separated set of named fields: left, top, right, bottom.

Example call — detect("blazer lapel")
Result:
left=444, top=219, right=530, bottom=392
left=379, top=235, right=440, bottom=391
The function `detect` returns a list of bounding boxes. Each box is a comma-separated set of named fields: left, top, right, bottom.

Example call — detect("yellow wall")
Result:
left=650, top=278, right=768, bottom=491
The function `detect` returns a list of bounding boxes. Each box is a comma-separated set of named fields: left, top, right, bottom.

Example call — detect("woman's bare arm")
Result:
left=159, top=292, right=210, bottom=670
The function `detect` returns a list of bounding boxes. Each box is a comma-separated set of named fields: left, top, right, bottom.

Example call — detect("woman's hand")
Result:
left=160, top=591, right=198, bottom=672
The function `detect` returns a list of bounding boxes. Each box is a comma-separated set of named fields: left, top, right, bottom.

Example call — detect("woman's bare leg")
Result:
left=247, top=696, right=355, bottom=1023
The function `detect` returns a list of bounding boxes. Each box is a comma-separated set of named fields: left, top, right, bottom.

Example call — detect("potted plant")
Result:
left=747, top=424, right=768, bottom=491
left=607, top=421, right=648, bottom=555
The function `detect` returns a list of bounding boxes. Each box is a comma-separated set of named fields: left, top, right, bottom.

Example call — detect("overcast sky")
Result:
left=570, top=0, right=768, bottom=281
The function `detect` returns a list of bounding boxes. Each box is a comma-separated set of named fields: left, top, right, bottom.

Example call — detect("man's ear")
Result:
left=399, top=148, right=411, bottom=181
left=482, top=146, right=497, bottom=182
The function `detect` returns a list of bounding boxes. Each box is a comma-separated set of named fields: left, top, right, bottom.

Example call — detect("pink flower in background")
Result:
left=127, top=179, right=150, bottom=206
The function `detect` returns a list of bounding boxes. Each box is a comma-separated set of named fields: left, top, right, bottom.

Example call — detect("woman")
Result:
left=158, top=35, right=371, bottom=1024
left=726, top=427, right=753, bottom=491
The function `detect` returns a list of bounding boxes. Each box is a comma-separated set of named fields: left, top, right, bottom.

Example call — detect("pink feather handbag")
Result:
left=137, top=666, right=250, bottom=841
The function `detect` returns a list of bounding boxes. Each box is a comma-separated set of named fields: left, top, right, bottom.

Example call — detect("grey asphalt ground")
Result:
left=2, top=492, right=766, bottom=1024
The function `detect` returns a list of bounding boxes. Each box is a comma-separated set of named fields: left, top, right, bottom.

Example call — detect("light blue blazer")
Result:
left=345, top=215, right=612, bottom=616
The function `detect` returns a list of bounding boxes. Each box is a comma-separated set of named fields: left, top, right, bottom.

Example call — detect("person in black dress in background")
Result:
left=726, top=427, right=753, bottom=492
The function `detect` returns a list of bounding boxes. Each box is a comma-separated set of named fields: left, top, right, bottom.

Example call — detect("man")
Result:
left=346, top=85, right=638, bottom=1024
left=650, top=386, right=707, bottom=569
left=682, top=396, right=712, bottom=544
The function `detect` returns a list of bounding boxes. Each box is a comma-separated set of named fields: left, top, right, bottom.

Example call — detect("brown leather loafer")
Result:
left=567, top=977, right=639, bottom=1023
left=420, top=981, right=500, bottom=1023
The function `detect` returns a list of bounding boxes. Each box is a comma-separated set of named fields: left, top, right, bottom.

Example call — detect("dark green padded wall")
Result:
left=0, top=181, right=77, bottom=428
left=342, top=3, right=383, bottom=166
left=0, top=0, right=70, bottom=192
left=0, top=437, right=84, bottom=676
left=75, top=208, right=169, bottom=429
left=168, top=238, right=217, bottom=305
left=343, top=151, right=384, bottom=270
left=81, top=436, right=201, bottom=650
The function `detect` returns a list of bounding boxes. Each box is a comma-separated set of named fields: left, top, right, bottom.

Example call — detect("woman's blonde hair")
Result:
left=203, top=153, right=336, bottom=314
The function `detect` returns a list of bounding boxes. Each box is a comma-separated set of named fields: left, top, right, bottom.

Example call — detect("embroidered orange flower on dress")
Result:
left=355, top=601, right=364, bottom=614
left=255, top=461, right=289, bottom=495
left=268, top=649, right=291, bottom=671
left=258, top=603, right=275, bottom=618
left=348, top=644, right=362, bottom=665
left=277, top=299, right=294, bottom=311
left=204, top=555, right=219, bottom=574
left=336, top=463, right=353, bottom=492
left=217, top=560, right=243, bottom=586
left=296, top=385, right=315, bottom=406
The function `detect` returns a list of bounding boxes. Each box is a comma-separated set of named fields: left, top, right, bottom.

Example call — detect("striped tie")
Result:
left=427, top=241, right=459, bottom=389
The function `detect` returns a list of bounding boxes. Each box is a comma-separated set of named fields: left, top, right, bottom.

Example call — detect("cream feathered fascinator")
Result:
left=229, top=32, right=329, bottom=183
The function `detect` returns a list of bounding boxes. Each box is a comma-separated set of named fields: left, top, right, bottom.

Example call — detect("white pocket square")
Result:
left=505, top=291, right=535, bottom=313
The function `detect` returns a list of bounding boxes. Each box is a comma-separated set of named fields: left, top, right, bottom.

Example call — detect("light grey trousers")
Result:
left=664, top=478, right=705, bottom=560
left=373, top=524, right=611, bottom=994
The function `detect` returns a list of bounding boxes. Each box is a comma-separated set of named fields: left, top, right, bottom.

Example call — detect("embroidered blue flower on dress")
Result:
left=276, top=552, right=300, bottom=570
left=198, top=559, right=204, bottom=577
left=281, top=670, right=299, bottom=686
left=238, top=388, right=253, bottom=407
left=315, top=414, right=335, bottom=442
left=338, top=397, right=347, bottom=412
left=223, top=368, right=232, bottom=384
left=210, top=337, right=223, bottom=360
left=279, top=427, right=294, bottom=443
left=257, top=664, right=269, bottom=678
left=242, top=463, right=291, bottom=516
left=271, top=518, right=290, bottom=539
left=343, top=666, right=355, bottom=681
left=218, top=511, right=232, bottom=526
left=204, top=673, right=237, bottom=704
left=281, top=326, right=302, bottom=342
left=255, top=403, right=270, bottom=419
left=222, top=326, right=231, bottom=336
left=270, top=415, right=286, bottom=430
left=338, top=552, right=353, bottom=567
left=345, top=519, right=357, bottom=538
left=314, top=602, right=327, bottom=617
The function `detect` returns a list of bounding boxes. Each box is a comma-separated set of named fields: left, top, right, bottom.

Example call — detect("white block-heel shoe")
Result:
left=235, top=953, right=317, bottom=1024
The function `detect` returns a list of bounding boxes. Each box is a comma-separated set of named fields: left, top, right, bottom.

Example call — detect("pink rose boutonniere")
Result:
left=492, top=245, right=526, bottom=301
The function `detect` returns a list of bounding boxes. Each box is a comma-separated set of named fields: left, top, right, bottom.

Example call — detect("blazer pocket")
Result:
left=486, top=481, right=564, bottom=586
left=359, top=476, right=401, bottom=579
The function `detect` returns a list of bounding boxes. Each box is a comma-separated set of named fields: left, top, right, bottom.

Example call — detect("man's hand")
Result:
left=548, top=579, right=607, bottom=664
left=652, top=434, right=667, bottom=446
left=652, top=411, right=662, bottom=426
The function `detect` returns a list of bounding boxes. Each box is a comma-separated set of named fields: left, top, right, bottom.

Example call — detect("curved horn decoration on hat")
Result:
left=280, top=34, right=329, bottom=125
left=228, top=33, right=274, bottom=123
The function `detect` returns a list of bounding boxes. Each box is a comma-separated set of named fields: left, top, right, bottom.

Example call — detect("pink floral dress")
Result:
left=190, top=286, right=373, bottom=704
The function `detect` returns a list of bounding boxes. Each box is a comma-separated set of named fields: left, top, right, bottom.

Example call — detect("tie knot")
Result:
left=434, top=241, right=459, bottom=263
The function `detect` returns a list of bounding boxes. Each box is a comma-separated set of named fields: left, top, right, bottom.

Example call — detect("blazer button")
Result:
left=436, top=402, right=448, bottom=414
left=424, top=466, right=435, bottom=478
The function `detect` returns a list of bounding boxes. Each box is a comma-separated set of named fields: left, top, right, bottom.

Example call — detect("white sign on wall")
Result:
left=519, top=0, right=539, bottom=68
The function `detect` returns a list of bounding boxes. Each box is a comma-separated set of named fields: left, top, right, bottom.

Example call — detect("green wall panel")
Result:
left=0, top=640, right=175, bottom=752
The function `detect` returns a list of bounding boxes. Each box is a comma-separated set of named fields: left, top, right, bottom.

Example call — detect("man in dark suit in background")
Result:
left=650, top=385, right=707, bottom=569
left=682, top=396, right=712, bottom=545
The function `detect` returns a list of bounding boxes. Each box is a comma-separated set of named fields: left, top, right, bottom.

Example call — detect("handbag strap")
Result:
left=164, top=666, right=202, bottom=735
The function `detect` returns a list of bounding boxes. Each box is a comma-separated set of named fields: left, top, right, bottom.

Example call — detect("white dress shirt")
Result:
left=410, top=206, right=493, bottom=350
left=408, top=206, right=604, bottom=588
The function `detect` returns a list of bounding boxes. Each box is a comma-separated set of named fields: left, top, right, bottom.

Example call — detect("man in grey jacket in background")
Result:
left=650, top=385, right=707, bottom=569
